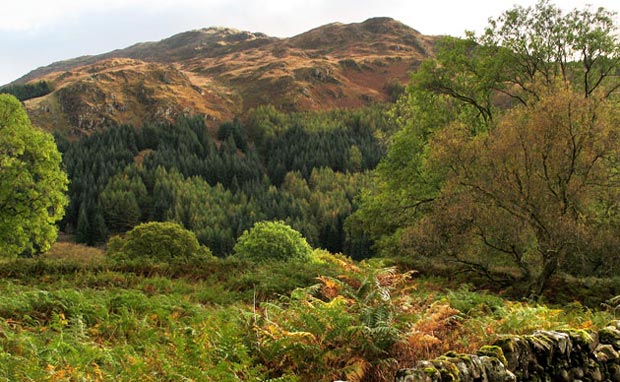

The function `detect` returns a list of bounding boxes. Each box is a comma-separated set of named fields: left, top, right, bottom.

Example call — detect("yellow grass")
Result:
left=43, top=242, right=106, bottom=266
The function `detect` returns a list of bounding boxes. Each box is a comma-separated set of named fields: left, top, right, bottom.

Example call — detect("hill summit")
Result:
left=15, top=17, right=438, bottom=135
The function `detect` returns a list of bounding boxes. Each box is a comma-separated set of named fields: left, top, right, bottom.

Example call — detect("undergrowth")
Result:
left=0, top=245, right=613, bottom=382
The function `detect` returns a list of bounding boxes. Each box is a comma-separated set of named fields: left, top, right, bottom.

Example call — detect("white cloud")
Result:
left=0, top=0, right=226, bottom=31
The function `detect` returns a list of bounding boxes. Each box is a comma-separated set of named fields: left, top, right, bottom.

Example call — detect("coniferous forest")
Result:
left=56, top=105, right=388, bottom=257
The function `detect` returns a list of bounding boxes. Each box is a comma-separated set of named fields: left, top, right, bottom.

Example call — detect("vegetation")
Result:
left=234, top=220, right=312, bottom=263
left=409, top=87, right=620, bottom=296
left=0, top=81, right=53, bottom=101
left=355, top=0, right=620, bottom=296
left=0, top=246, right=613, bottom=382
left=0, top=94, right=68, bottom=257
left=56, top=106, right=387, bottom=258
left=2, top=2, right=620, bottom=381
left=107, top=221, right=212, bottom=264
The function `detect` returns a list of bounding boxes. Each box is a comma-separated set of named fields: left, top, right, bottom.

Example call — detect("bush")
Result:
left=107, top=222, right=212, bottom=264
left=233, top=221, right=312, bottom=263
left=446, top=285, right=506, bottom=316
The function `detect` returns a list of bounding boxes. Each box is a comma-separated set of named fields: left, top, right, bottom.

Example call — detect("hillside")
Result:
left=13, top=17, right=437, bottom=135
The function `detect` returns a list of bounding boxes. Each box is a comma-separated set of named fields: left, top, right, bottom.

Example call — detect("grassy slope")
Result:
left=0, top=243, right=613, bottom=382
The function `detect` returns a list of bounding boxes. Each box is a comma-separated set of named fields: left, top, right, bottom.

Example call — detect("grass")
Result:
left=42, top=241, right=106, bottom=266
left=0, top=243, right=614, bottom=382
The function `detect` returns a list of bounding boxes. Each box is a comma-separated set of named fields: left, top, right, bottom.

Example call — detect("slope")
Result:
left=14, top=17, right=438, bottom=136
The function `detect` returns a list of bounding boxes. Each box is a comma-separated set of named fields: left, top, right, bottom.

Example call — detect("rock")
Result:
left=570, top=367, right=585, bottom=379
left=599, top=326, right=620, bottom=350
left=477, top=345, right=508, bottom=367
left=594, top=343, right=620, bottom=362
left=395, top=361, right=441, bottom=382
left=608, top=364, right=620, bottom=382
left=395, top=323, right=620, bottom=382
left=480, top=356, right=516, bottom=382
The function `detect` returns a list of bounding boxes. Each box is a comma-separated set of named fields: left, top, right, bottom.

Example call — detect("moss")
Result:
left=456, top=353, right=473, bottom=362
left=529, top=334, right=553, bottom=351
left=564, top=329, right=593, bottom=342
left=477, top=345, right=508, bottom=367
left=562, top=328, right=596, bottom=352
left=494, top=336, right=518, bottom=353
left=438, top=365, right=459, bottom=382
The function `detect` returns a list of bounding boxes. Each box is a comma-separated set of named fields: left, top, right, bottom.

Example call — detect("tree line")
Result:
left=0, top=81, right=53, bottom=101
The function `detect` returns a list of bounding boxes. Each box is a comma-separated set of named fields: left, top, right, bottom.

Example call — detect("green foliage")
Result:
left=400, top=1, right=620, bottom=127
left=355, top=1, right=620, bottom=295
left=406, top=87, right=620, bottom=295
left=0, top=246, right=613, bottom=381
left=247, top=107, right=387, bottom=185
left=59, top=108, right=385, bottom=257
left=234, top=221, right=312, bottom=263
left=59, top=123, right=138, bottom=244
left=150, top=167, right=252, bottom=256
left=217, top=118, right=248, bottom=151
left=245, top=262, right=408, bottom=381
left=446, top=285, right=506, bottom=316
left=0, top=81, right=53, bottom=101
left=0, top=94, right=68, bottom=257
left=227, top=258, right=340, bottom=300
left=100, top=172, right=148, bottom=233
left=107, top=221, right=212, bottom=264
left=477, top=0, right=620, bottom=99
left=0, top=279, right=267, bottom=381
left=384, top=79, right=406, bottom=102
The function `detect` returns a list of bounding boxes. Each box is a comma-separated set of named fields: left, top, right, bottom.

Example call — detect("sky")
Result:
left=2, top=0, right=619, bottom=85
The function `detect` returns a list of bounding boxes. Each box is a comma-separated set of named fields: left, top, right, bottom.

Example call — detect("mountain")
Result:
left=14, top=17, right=438, bottom=136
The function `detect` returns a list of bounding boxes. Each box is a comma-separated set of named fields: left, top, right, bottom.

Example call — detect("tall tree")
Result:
left=354, top=1, right=620, bottom=294
left=404, top=86, right=620, bottom=295
left=0, top=94, right=68, bottom=256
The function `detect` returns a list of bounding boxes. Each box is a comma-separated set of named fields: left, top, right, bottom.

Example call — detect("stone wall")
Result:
left=396, top=320, right=620, bottom=382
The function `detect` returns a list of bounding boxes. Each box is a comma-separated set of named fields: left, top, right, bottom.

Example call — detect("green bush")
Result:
left=107, top=221, right=212, bottom=264
left=446, top=285, right=506, bottom=316
left=228, top=259, right=340, bottom=300
left=233, top=221, right=312, bottom=263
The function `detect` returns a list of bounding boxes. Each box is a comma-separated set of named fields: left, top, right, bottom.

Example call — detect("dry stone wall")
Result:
left=396, top=321, right=620, bottom=382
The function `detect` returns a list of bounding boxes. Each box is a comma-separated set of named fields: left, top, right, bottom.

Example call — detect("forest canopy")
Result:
left=56, top=106, right=389, bottom=258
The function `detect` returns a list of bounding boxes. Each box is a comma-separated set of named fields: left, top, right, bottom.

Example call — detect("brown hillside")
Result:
left=16, top=17, right=438, bottom=136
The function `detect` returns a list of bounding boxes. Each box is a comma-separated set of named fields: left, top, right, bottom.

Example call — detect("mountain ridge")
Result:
left=15, top=17, right=439, bottom=136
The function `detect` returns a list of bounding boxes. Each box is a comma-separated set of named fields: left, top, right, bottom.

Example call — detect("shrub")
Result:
left=446, top=285, right=505, bottom=316
left=233, top=221, right=312, bottom=263
left=107, top=222, right=212, bottom=264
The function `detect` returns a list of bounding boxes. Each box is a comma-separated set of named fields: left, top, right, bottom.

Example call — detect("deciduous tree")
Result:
left=403, top=86, right=620, bottom=295
left=0, top=94, right=68, bottom=256
left=354, top=1, right=620, bottom=295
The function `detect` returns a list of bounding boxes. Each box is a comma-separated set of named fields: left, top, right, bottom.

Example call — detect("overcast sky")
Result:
left=2, top=0, right=619, bottom=85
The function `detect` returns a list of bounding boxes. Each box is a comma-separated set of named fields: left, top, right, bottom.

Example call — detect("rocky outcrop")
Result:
left=396, top=321, right=620, bottom=382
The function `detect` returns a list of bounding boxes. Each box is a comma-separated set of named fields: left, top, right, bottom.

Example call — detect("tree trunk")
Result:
left=530, top=254, right=559, bottom=298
